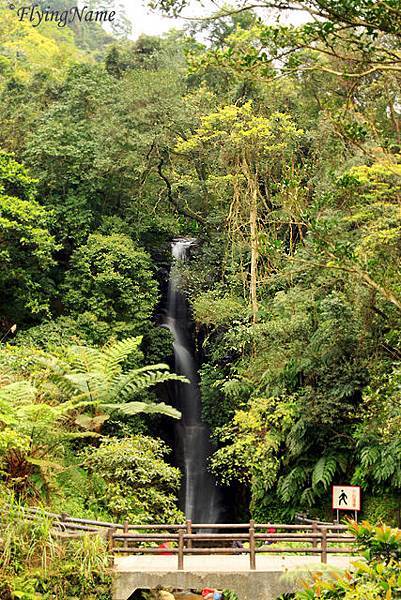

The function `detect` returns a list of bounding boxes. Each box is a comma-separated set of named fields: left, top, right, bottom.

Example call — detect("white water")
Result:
left=165, top=239, right=222, bottom=523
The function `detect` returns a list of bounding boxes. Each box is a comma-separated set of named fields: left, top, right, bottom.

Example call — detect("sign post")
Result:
left=332, top=485, right=361, bottom=522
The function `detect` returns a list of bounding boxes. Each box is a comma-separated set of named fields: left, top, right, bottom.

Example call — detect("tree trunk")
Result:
left=249, top=177, right=259, bottom=323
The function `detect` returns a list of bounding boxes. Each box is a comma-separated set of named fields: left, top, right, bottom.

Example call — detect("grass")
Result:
left=0, top=491, right=112, bottom=599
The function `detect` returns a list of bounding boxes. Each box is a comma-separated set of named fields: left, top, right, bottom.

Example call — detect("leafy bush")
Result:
left=83, top=435, right=184, bottom=523
left=362, top=495, right=401, bottom=528
left=348, top=521, right=401, bottom=564
left=291, top=521, right=401, bottom=599
left=193, top=290, right=247, bottom=327
left=63, top=233, right=159, bottom=339
left=0, top=151, right=57, bottom=322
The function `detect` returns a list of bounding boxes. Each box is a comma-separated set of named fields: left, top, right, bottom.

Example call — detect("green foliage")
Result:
left=84, top=435, right=184, bottom=523
left=0, top=377, right=96, bottom=499
left=211, top=396, right=296, bottom=519
left=0, top=495, right=111, bottom=599
left=1, top=0, right=401, bottom=591
left=0, top=1, right=83, bottom=82
left=39, top=335, right=185, bottom=423
left=362, top=495, right=401, bottom=528
left=0, top=151, right=57, bottom=322
left=293, top=522, right=401, bottom=599
left=193, top=290, right=247, bottom=327
left=156, top=0, right=401, bottom=82
left=349, top=521, right=401, bottom=564
left=354, top=367, right=401, bottom=492
left=200, top=363, right=251, bottom=430
left=15, top=316, right=89, bottom=349
left=63, top=233, right=159, bottom=340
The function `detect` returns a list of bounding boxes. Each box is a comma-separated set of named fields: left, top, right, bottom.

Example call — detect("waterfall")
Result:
left=164, top=238, right=222, bottom=523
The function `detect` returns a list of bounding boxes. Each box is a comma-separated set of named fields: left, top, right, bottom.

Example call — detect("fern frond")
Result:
left=373, top=450, right=396, bottom=482
left=101, top=400, right=181, bottom=419
left=0, top=381, right=37, bottom=405
left=312, top=455, right=337, bottom=490
left=278, top=466, right=309, bottom=503
left=99, top=336, right=142, bottom=377
left=360, top=445, right=381, bottom=467
left=287, top=418, right=309, bottom=458
left=62, top=345, right=101, bottom=373
left=300, top=487, right=315, bottom=507
left=108, top=370, right=188, bottom=403
left=34, top=356, right=83, bottom=397
left=32, top=336, right=189, bottom=422
left=0, top=382, right=37, bottom=425
left=63, top=371, right=104, bottom=398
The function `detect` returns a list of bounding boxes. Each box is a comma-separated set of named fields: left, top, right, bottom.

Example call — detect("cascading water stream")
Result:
left=164, top=238, right=222, bottom=523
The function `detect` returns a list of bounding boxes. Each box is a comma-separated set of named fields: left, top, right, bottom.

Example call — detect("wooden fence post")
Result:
left=249, top=519, right=256, bottom=570
left=107, top=527, right=116, bottom=567
left=123, top=520, right=129, bottom=550
left=59, top=512, right=69, bottom=532
left=186, top=519, right=192, bottom=551
left=178, top=528, right=185, bottom=570
left=321, top=527, right=327, bottom=564
left=312, top=521, right=318, bottom=555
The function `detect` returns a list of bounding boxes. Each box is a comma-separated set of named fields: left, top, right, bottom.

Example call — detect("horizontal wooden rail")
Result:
left=295, top=514, right=335, bottom=526
left=110, top=525, right=356, bottom=570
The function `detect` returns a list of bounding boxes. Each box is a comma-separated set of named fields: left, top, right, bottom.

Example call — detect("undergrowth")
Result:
left=0, top=492, right=112, bottom=599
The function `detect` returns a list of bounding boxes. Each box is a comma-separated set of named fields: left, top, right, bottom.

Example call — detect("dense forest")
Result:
left=0, top=0, right=401, bottom=596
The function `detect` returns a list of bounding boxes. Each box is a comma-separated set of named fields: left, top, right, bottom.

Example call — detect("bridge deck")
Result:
left=115, top=553, right=353, bottom=572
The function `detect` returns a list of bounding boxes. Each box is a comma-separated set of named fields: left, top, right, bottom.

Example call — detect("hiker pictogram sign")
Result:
left=332, top=485, right=361, bottom=511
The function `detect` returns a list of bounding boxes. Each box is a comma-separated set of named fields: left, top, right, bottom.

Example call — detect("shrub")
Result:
left=291, top=521, right=401, bottom=599
left=83, top=435, right=184, bottom=524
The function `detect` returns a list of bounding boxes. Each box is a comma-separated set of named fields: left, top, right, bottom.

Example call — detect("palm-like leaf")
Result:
left=38, top=336, right=186, bottom=422
left=311, top=455, right=338, bottom=490
left=0, top=381, right=37, bottom=405
left=0, top=381, right=38, bottom=426
left=108, top=367, right=188, bottom=403
left=99, top=336, right=143, bottom=379
left=101, top=401, right=181, bottom=419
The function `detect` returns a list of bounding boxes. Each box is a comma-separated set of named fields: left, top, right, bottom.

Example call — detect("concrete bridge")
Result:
left=109, top=521, right=355, bottom=600
left=113, top=553, right=353, bottom=600
left=21, top=510, right=356, bottom=600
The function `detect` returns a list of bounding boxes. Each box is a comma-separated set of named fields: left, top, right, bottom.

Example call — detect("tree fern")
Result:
left=359, top=442, right=401, bottom=488
left=287, top=418, right=309, bottom=458
left=360, top=445, right=381, bottom=468
left=0, top=381, right=37, bottom=405
left=372, top=449, right=397, bottom=483
left=108, top=368, right=187, bottom=403
left=36, top=337, right=187, bottom=426
left=63, top=345, right=100, bottom=374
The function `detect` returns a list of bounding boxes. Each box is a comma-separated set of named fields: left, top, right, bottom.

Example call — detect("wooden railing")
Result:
left=108, top=520, right=355, bottom=570
left=4, top=508, right=355, bottom=570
